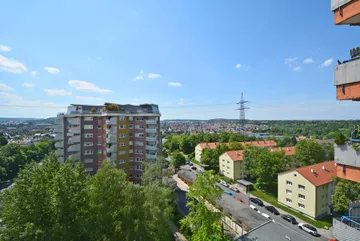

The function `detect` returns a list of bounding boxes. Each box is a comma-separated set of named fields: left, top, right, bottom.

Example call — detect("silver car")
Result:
left=298, top=223, right=318, bottom=236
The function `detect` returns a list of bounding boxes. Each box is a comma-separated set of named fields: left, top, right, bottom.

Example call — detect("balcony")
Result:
left=331, top=0, right=360, bottom=25
left=146, top=119, right=157, bottom=125
left=67, top=118, right=80, bottom=125
left=55, top=149, right=64, bottom=156
left=55, top=141, right=64, bottom=148
left=106, top=155, right=117, bottom=162
left=106, top=126, right=117, bottom=134
left=69, top=126, right=81, bottom=134
left=54, top=126, right=64, bottom=133
left=146, top=128, right=157, bottom=134
left=146, top=136, right=157, bottom=142
left=68, top=144, right=81, bottom=152
left=334, top=143, right=360, bottom=168
left=68, top=152, right=81, bottom=161
left=106, top=135, right=117, bottom=143
left=334, top=56, right=360, bottom=100
left=146, top=153, right=157, bottom=159
left=68, top=135, right=80, bottom=144
left=106, top=145, right=117, bottom=153
left=55, top=134, right=64, bottom=140
left=58, top=156, right=65, bottom=163
left=105, top=117, right=117, bottom=125
left=146, top=145, right=157, bottom=151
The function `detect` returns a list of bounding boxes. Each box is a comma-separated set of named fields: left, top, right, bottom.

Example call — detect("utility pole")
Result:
left=236, top=92, right=249, bottom=133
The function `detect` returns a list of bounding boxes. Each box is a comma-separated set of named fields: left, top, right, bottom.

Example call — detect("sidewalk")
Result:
left=248, top=193, right=333, bottom=239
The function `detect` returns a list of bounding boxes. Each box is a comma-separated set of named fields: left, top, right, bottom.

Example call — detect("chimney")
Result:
left=236, top=151, right=239, bottom=156
left=322, top=166, right=326, bottom=170
left=287, top=147, right=290, bottom=151
left=335, top=163, right=337, bottom=167
left=311, top=168, right=314, bottom=173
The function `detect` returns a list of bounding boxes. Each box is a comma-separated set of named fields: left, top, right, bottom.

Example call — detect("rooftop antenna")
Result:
left=236, top=92, right=250, bottom=133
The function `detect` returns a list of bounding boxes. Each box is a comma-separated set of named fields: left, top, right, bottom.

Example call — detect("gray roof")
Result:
left=237, top=179, right=253, bottom=186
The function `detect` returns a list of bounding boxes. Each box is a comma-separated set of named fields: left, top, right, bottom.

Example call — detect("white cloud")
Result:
left=23, top=82, right=34, bottom=88
left=0, top=83, right=14, bottom=91
left=303, top=57, right=314, bottom=63
left=320, top=58, right=333, bottom=67
left=178, top=98, right=184, bottom=105
left=293, top=66, right=302, bottom=72
left=76, top=96, right=103, bottom=101
left=44, top=66, right=60, bottom=74
left=148, top=73, right=162, bottom=79
left=0, top=45, right=11, bottom=52
left=68, top=80, right=112, bottom=94
left=0, top=55, right=27, bottom=74
left=43, top=89, right=72, bottom=96
left=284, top=57, right=297, bottom=66
left=133, top=70, right=144, bottom=80
left=235, top=63, right=241, bottom=69
left=168, top=82, right=182, bottom=87
left=31, top=71, right=37, bottom=77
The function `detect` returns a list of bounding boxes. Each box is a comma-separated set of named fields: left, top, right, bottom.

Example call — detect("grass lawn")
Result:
left=250, top=188, right=332, bottom=229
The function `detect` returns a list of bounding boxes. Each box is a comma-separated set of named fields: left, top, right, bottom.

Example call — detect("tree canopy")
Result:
left=295, top=140, right=326, bottom=166
left=171, top=151, right=186, bottom=169
left=332, top=178, right=360, bottom=213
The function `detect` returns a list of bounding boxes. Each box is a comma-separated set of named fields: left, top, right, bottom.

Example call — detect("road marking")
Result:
left=275, top=221, right=316, bottom=241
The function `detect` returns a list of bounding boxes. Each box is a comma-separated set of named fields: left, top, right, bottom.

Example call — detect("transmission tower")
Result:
left=236, top=92, right=250, bottom=132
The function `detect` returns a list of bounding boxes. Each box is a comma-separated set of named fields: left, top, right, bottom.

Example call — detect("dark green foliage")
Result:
left=0, top=136, right=8, bottom=146
left=332, top=178, right=360, bottom=213
left=334, top=132, right=347, bottom=145
left=295, top=140, right=327, bottom=166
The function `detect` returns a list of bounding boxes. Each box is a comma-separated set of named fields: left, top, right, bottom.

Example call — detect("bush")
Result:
left=91, top=107, right=96, bottom=113
left=334, top=132, right=347, bottom=145
left=102, top=104, right=119, bottom=112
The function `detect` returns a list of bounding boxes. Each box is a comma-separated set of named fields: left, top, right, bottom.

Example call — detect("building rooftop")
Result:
left=296, top=161, right=336, bottom=187
left=198, top=140, right=277, bottom=150
left=268, top=146, right=295, bottom=156
left=224, top=146, right=295, bottom=162
left=225, top=150, right=244, bottom=161
left=65, top=103, right=160, bottom=115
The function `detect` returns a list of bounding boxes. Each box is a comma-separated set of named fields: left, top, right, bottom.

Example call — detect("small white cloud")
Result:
left=75, top=96, right=103, bottom=101
left=133, top=70, right=144, bottom=81
left=23, top=82, right=34, bottom=88
left=44, top=66, right=60, bottom=74
left=285, top=57, right=297, bottom=66
left=31, top=71, right=37, bottom=77
left=148, top=73, right=162, bottom=79
left=235, top=63, right=241, bottom=69
left=178, top=98, right=184, bottom=105
left=293, top=66, right=302, bottom=72
left=303, top=58, right=314, bottom=63
left=43, top=89, right=72, bottom=96
left=68, top=80, right=112, bottom=94
left=0, top=45, right=11, bottom=52
left=0, top=55, right=27, bottom=74
left=0, top=83, right=14, bottom=91
left=97, top=56, right=102, bottom=60
left=320, top=58, right=333, bottom=67
left=168, top=82, right=182, bottom=87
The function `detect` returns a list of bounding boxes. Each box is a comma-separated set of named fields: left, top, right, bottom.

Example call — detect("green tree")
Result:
left=0, top=154, right=90, bottom=241
left=321, top=143, right=334, bottom=161
left=181, top=171, right=228, bottom=241
left=0, top=136, right=8, bottom=146
left=295, top=140, right=326, bottom=166
left=277, top=136, right=297, bottom=147
left=334, top=132, right=347, bottom=145
left=171, top=151, right=186, bottom=169
left=332, top=178, right=360, bottom=213
left=229, top=142, right=243, bottom=150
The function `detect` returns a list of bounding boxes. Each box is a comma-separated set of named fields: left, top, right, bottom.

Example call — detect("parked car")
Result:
left=250, top=197, right=264, bottom=206
left=229, top=185, right=240, bottom=193
left=261, top=213, right=271, bottom=220
left=185, top=160, right=190, bottom=164
left=249, top=205, right=259, bottom=212
left=281, top=214, right=297, bottom=224
left=191, top=166, right=197, bottom=171
left=224, top=190, right=235, bottom=198
left=265, top=206, right=280, bottom=215
left=220, top=180, right=229, bottom=187
left=188, top=163, right=193, bottom=166
left=298, top=223, right=318, bottom=236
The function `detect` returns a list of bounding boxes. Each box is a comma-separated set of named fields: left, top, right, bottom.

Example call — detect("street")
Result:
left=176, top=164, right=330, bottom=241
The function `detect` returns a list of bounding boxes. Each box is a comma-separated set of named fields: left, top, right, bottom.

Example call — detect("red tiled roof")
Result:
left=198, top=140, right=277, bottom=149
left=225, top=150, right=244, bottom=161
left=199, top=142, right=220, bottom=149
left=268, top=146, right=295, bottom=156
left=296, top=161, right=336, bottom=187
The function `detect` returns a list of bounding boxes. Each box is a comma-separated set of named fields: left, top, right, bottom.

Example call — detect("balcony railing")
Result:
left=146, top=154, right=157, bottom=159
left=146, top=145, right=157, bottom=151
left=146, top=136, right=157, bottom=142
left=334, top=143, right=360, bottom=168
left=68, top=135, right=80, bottom=144
left=68, top=152, right=81, bottom=161
left=54, top=126, right=64, bottom=133
left=55, top=149, right=64, bottom=156
left=106, top=155, right=117, bottom=162
left=146, top=119, right=157, bottom=125
left=105, top=117, right=117, bottom=125
left=106, top=136, right=117, bottom=143
left=106, top=127, right=117, bottom=134
left=69, top=126, right=81, bottom=134
left=55, top=141, right=64, bottom=148
left=67, top=118, right=80, bottom=125
left=106, top=145, right=117, bottom=153
left=146, top=128, right=157, bottom=134
left=68, top=144, right=81, bottom=152
left=55, top=134, right=64, bottom=140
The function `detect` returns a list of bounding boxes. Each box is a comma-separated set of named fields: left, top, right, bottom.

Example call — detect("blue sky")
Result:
left=0, top=0, right=359, bottom=120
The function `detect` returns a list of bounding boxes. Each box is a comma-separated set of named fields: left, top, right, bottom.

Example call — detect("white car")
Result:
left=298, top=223, right=318, bottom=236
left=220, top=180, right=229, bottom=187
left=261, top=213, right=271, bottom=220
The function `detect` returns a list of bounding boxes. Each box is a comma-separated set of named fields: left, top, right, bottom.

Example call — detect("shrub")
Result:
left=91, top=107, right=96, bottom=113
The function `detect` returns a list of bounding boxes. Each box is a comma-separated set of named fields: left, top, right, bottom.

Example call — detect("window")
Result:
left=130, top=166, right=133, bottom=170
left=120, top=142, right=126, bottom=147
left=129, top=124, right=133, bottom=129
left=84, top=159, right=93, bottom=163
left=98, top=158, right=102, bottom=162
left=298, top=203, right=305, bottom=209
left=98, top=150, right=102, bottom=154
left=130, top=149, right=133, bottom=154
left=119, top=160, right=126, bottom=164
left=298, top=194, right=305, bottom=200
left=135, top=141, right=144, bottom=146
left=129, top=174, right=133, bottom=178
left=222, top=164, right=225, bottom=167
left=84, top=133, right=93, bottom=138
left=98, top=125, right=102, bottom=129
left=120, top=168, right=125, bottom=171
left=119, top=116, right=126, bottom=121
left=135, top=133, right=144, bottom=138
left=129, top=141, right=133, bottom=145
left=222, top=159, right=225, bottom=162
left=84, top=125, right=93, bottom=129
left=84, top=117, right=93, bottom=121
left=135, top=117, right=143, bottom=121
left=286, top=181, right=293, bottom=186
left=135, top=149, right=143, bottom=154
left=286, top=198, right=292, bottom=204
left=130, top=157, right=133, bottom=162
left=136, top=158, right=144, bottom=162
left=84, top=142, right=93, bottom=147
left=298, top=184, right=305, bottom=190
left=84, top=150, right=93, bottom=155
left=286, top=189, right=292, bottom=195
left=129, top=133, right=133, bottom=137
left=85, top=167, right=93, bottom=172
left=119, top=134, right=126, bottom=138
left=227, top=166, right=230, bottom=169
left=135, top=124, right=144, bottom=129
left=119, top=125, right=126, bottom=129
left=98, top=142, right=102, bottom=146
left=129, top=117, right=133, bottom=121
left=119, top=150, right=126, bottom=155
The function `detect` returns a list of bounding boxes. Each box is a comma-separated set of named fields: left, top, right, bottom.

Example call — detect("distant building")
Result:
left=195, top=140, right=277, bottom=162
left=278, top=161, right=336, bottom=220
left=220, top=146, right=295, bottom=181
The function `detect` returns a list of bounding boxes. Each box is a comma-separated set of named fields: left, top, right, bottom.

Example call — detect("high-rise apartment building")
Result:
left=54, top=103, right=161, bottom=184
left=331, top=1, right=360, bottom=240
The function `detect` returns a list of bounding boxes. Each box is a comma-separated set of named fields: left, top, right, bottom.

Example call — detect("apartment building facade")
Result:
left=54, top=103, right=161, bottom=184
left=278, top=161, right=336, bottom=219
left=220, top=146, right=295, bottom=181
